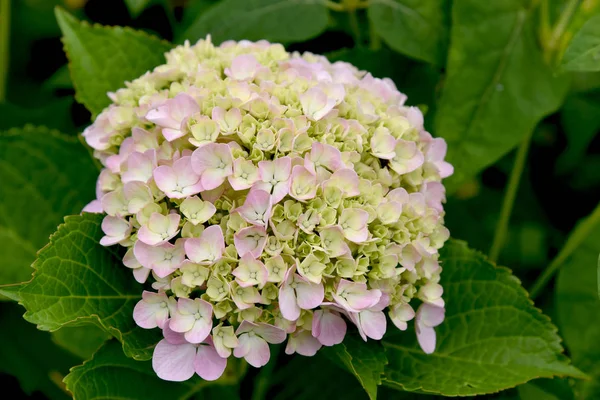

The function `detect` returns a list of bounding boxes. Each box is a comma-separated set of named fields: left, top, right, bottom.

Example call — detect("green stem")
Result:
left=0, top=0, right=10, bottom=102
left=489, top=133, right=532, bottom=263
left=369, top=18, right=381, bottom=50
left=539, top=0, right=551, bottom=44
left=544, top=0, right=580, bottom=62
left=529, top=202, right=600, bottom=299
left=325, top=1, right=345, bottom=11
left=348, top=10, right=361, bottom=46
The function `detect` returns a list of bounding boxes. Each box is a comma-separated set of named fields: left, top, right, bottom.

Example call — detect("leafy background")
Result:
left=1, top=0, right=600, bottom=399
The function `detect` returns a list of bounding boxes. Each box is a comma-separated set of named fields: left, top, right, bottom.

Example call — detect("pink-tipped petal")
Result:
left=312, top=309, right=347, bottom=346
left=194, top=342, right=227, bottom=381
left=152, top=339, right=196, bottom=382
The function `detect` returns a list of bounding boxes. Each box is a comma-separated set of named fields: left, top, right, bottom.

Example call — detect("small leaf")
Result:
left=0, top=302, right=79, bottom=400
left=561, top=14, right=600, bottom=72
left=64, top=341, right=211, bottom=399
left=323, top=334, right=387, bottom=400
left=55, top=7, right=172, bottom=116
left=435, top=0, right=569, bottom=190
left=367, top=0, right=449, bottom=65
left=0, top=126, right=96, bottom=286
left=124, top=0, right=162, bottom=17
left=556, top=203, right=600, bottom=398
left=383, top=239, right=584, bottom=396
left=6, top=213, right=161, bottom=360
left=176, top=0, right=329, bottom=45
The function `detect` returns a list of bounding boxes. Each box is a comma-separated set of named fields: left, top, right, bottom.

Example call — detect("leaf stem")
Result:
left=489, top=133, right=532, bottom=263
left=544, top=0, right=581, bottom=62
left=348, top=10, right=362, bottom=46
left=369, top=17, right=381, bottom=50
left=325, top=1, right=345, bottom=12
left=529, top=202, right=600, bottom=299
left=0, top=0, right=10, bottom=102
left=539, top=0, right=551, bottom=45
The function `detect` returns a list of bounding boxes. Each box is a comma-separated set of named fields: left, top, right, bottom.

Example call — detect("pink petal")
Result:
left=312, top=309, right=346, bottom=346
left=295, top=279, right=324, bottom=310
left=359, top=310, right=387, bottom=340
left=152, top=339, right=196, bottom=382
left=162, top=319, right=188, bottom=345
left=82, top=199, right=103, bottom=213
left=285, top=330, right=322, bottom=356
left=194, top=342, right=227, bottom=381
left=185, top=318, right=212, bottom=344
left=133, top=294, right=168, bottom=329
left=132, top=267, right=151, bottom=283
left=417, top=303, right=445, bottom=328
left=169, top=313, right=195, bottom=333
left=254, top=322, right=287, bottom=344
left=236, top=189, right=272, bottom=226
left=225, top=54, right=261, bottom=81
left=416, top=324, right=437, bottom=354
left=279, top=283, right=300, bottom=321
left=235, top=334, right=271, bottom=368
left=234, top=225, right=267, bottom=258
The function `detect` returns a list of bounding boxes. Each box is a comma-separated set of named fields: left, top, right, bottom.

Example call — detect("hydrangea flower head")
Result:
left=85, top=37, right=452, bottom=381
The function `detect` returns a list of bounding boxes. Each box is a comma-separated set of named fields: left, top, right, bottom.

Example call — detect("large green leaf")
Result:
left=367, top=0, right=449, bottom=65
left=176, top=0, right=329, bottom=45
left=0, top=126, right=96, bottom=286
left=556, top=204, right=600, bottom=399
left=323, top=334, right=387, bottom=400
left=64, top=341, right=219, bottom=400
left=382, top=240, right=583, bottom=396
left=2, top=213, right=162, bottom=360
left=0, top=302, right=79, bottom=400
left=561, top=14, right=600, bottom=72
left=0, top=98, right=76, bottom=134
left=434, top=0, right=569, bottom=190
left=55, top=7, right=172, bottom=117
left=51, top=325, right=112, bottom=359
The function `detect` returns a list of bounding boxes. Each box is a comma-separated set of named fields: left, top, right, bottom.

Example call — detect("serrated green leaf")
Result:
left=367, top=0, right=449, bottom=65
left=0, top=126, right=96, bottom=286
left=0, top=302, right=79, bottom=400
left=64, top=341, right=214, bottom=400
left=556, top=203, right=600, bottom=399
left=176, top=0, right=329, bottom=45
left=561, top=14, right=600, bottom=72
left=8, top=213, right=162, bottom=360
left=55, top=7, right=172, bottom=116
left=382, top=239, right=583, bottom=396
left=323, top=334, right=387, bottom=400
left=435, top=0, right=569, bottom=190
left=51, top=325, right=112, bottom=359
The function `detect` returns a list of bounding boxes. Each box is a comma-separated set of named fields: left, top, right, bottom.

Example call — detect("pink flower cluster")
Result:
left=83, top=37, right=452, bottom=381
